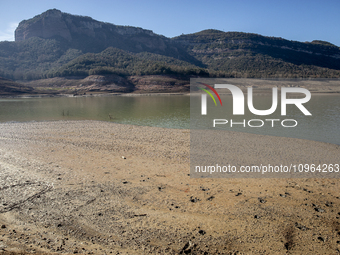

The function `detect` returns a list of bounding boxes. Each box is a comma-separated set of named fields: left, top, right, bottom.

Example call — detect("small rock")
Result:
left=190, top=196, right=200, bottom=203
left=207, top=196, right=215, bottom=201
left=295, top=222, right=309, bottom=231
left=258, top=198, right=266, bottom=203
left=254, top=215, right=259, bottom=219
left=314, top=208, right=325, bottom=213
left=279, top=194, right=286, bottom=197
left=198, top=230, right=206, bottom=235
left=121, top=156, right=126, bottom=159
left=317, top=236, right=325, bottom=242
left=1, top=225, right=6, bottom=229
left=122, top=181, right=128, bottom=184
left=180, top=241, right=195, bottom=254
left=235, top=192, right=242, bottom=196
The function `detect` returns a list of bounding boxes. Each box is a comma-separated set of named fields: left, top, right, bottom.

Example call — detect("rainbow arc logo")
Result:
left=198, top=82, right=222, bottom=115
left=198, top=82, right=222, bottom=106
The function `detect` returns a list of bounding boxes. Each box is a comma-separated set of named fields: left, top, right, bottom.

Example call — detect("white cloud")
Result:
left=0, top=22, right=18, bottom=42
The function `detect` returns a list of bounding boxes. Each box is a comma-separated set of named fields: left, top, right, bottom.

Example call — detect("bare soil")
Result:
left=0, top=121, right=339, bottom=254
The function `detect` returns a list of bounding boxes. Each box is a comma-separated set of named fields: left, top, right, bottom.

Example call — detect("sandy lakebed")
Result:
left=0, top=120, right=340, bottom=254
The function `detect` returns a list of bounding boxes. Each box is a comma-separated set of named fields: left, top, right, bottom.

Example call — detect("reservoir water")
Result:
left=0, top=95, right=190, bottom=128
left=0, top=94, right=339, bottom=145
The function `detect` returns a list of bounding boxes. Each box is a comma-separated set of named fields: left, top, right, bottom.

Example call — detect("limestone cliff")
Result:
left=14, top=9, right=185, bottom=57
left=15, top=9, right=72, bottom=41
left=15, top=9, right=155, bottom=41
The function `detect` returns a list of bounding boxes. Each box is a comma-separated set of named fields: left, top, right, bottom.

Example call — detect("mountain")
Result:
left=14, top=9, right=196, bottom=63
left=172, top=29, right=340, bottom=77
left=1, top=9, right=340, bottom=94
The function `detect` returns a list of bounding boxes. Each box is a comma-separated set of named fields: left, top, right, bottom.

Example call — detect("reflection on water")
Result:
left=0, top=94, right=339, bottom=145
left=0, top=95, right=190, bottom=129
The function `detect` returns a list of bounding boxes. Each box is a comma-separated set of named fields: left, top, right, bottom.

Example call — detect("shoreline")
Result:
left=0, top=118, right=339, bottom=147
left=0, top=118, right=338, bottom=150
left=1, top=88, right=340, bottom=99
left=0, top=92, right=191, bottom=99
left=0, top=120, right=339, bottom=254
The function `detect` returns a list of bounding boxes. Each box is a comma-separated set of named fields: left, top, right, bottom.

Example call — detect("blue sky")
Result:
left=1, top=0, right=340, bottom=46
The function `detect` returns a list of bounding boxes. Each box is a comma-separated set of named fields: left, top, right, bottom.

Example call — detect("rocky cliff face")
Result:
left=15, top=9, right=156, bottom=42
left=14, top=9, right=184, bottom=57
left=15, top=9, right=72, bottom=41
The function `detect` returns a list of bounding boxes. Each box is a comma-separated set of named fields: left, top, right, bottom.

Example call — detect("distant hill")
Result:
left=172, top=29, right=340, bottom=77
left=0, top=9, right=340, bottom=94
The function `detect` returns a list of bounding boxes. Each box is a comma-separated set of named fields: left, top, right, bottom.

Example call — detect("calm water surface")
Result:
left=0, top=94, right=339, bottom=145
left=0, top=95, right=190, bottom=128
